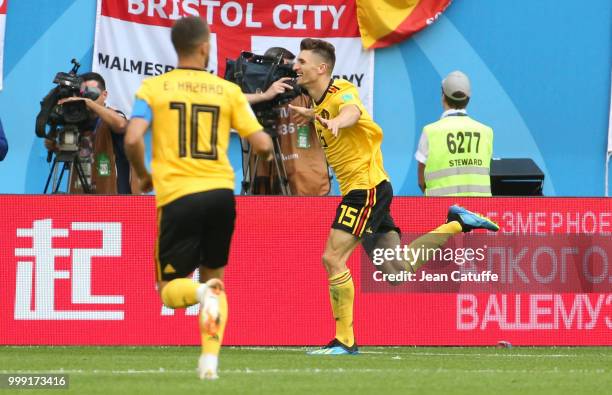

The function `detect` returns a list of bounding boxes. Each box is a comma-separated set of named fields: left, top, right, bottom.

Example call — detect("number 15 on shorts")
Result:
left=338, top=204, right=358, bottom=227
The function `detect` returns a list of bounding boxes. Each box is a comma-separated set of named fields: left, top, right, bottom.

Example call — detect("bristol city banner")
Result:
left=0, top=0, right=7, bottom=90
left=1, top=196, right=612, bottom=346
left=92, top=0, right=374, bottom=116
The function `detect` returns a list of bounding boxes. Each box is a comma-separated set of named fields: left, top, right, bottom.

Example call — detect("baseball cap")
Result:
left=442, top=71, right=471, bottom=100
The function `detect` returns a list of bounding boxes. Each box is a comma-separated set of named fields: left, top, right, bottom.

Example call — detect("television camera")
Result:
left=35, top=59, right=100, bottom=193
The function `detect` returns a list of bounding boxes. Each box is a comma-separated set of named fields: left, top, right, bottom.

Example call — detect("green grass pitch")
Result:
left=0, top=346, right=610, bottom=394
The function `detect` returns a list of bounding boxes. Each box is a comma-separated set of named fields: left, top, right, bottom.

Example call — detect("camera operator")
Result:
left=44, top=72, right=135, bottom=194
left=243, top=47, right=329, bottom=195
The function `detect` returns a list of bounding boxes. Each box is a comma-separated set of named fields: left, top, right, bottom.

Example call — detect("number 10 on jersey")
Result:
left=170, top=102, right=219, bottom=160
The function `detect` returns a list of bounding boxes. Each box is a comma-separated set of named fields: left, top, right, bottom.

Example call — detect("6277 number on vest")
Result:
left=446, top=131, right=481, bottom=154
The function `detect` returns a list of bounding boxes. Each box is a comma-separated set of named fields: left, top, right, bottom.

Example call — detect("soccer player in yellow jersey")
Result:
left=125, top=17, right=272, bottom=378
left=290, top=38, right=499, bottom=355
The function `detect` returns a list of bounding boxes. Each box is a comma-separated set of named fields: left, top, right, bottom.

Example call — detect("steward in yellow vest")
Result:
left=415, top=71, right=493, bottom=196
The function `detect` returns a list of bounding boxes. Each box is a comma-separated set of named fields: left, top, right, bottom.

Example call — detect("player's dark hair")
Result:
left=171, top=17, right=210, bottom=57
left=264, top=47, right=295, bottom=62
left=79, top=72, right=106, bottom=91
left=443, top=93, right=470, bottom=109
left=299, top=38, right=336, bottom=73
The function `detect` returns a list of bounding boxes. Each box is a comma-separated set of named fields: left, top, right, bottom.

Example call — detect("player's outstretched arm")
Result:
left=316, top=104, right=361, bottom=137
left=125, top=118, right=153, bottom=193
left=288, top=104, right=315, bottom=124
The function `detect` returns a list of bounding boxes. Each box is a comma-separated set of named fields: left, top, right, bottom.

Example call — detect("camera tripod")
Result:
left=44, top=151, right=92, bottom=194
left=241, top=128, right=291, bottom=195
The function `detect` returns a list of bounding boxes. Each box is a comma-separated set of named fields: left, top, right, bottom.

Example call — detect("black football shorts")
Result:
left=155, top=189, right=235, bottom=281
left=331, top=180, right=400, bottom=238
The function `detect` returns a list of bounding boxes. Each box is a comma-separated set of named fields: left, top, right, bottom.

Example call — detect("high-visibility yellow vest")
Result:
left=424, top=114, right=493, bottom=196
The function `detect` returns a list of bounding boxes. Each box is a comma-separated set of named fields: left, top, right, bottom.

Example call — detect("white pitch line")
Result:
left=0, top=368, right=607, bottom=375
left=229, top=347, right=387, bottom=354
left=0, top=368, right=399, bottom=375
left=0, top=346, right=594, bottom=358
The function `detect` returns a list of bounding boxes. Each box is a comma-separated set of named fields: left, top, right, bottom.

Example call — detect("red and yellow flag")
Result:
left=356, top=0, right=453, bottom=49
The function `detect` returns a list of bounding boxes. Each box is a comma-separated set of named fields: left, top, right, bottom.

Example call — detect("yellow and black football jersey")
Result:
left=134, top=68, right=262, bottom=207
left=313, top=79, right=388, bottom=196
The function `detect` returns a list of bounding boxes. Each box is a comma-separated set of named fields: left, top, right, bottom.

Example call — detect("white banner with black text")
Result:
left=93, top=0, right=374, bottom=117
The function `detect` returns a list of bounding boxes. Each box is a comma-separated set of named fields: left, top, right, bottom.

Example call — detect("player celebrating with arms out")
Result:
left=125, top=17, right=272, bottom=378
left=289, top=38, right=499, bottom=355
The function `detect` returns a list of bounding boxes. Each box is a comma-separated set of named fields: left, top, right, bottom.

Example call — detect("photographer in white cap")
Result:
left=415, top=71, right=494, bottom=196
